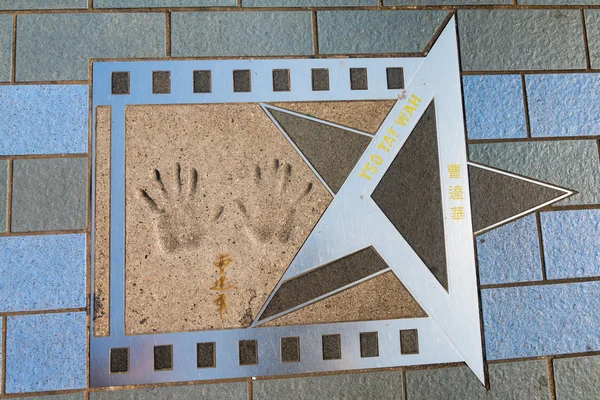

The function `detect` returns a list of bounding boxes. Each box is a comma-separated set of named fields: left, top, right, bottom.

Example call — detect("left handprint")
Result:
left=138, top=163, right=223, bottom=253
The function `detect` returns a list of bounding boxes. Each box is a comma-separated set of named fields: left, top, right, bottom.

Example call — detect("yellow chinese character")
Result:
left=447, top=164, right=461, bottom=179
left=213, top=254, right=232, bottom=273
left=449, top=185, right=463, bottom=200
left=210, top=275, right=236, bottom=291
left=450, top=206, right=465, bottom=221
left=214, top=293, right=227, bottom=319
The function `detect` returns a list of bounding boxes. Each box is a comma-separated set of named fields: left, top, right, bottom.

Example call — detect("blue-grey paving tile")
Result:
left=406, top=360, right=549, bottom=400
left=463, top=75, right=527, bottom=140
left=458, top=10, right=586, bottom=71
left=0, top=234, right=85, bottom=312
left=0, top=85, right=88, bottom=155
left=386, top=0, right=509, bottom=4
left=541, top=210, right=600, bottom=279
left=0, top=15, right=11, bottom=82
left=11, top=158, right=88, bottom=232
left=526, top=74, right=600, bottom=137
left=5, top=312, right=86, bottom=393
left=171, top=11, right=313, bottom=57
left=469, top=140, right=600, bottom=206
left=0, top=0, right=86, bottom=9
left=9, top=396, right=83, bottom=400
left=554, top=356, right=600, bottom=400
left=253, top=372, right=403, bottom=400
left=587, top=11, right=600, bottom=69
left=476, top=214, right=542, bottom=285
left=244, top=0, right=376, bottom=6
left=482, top=281, right=600, bottom=360
left=317, top=10, right=448, bottom=54
left=94, top=0, right=235, bottom=7
left=0, top=160, right=6, bottom=232
left=91, top=382, right=247, bottom=399
left=521, top=0, right=600, bottom=3
left=16, top=13, right=165, bottom=81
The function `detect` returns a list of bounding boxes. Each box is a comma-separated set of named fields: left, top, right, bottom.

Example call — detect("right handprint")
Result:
left=236, top=159, right=313, bottom=244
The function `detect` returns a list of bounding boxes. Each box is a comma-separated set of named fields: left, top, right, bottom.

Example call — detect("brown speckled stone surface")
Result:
left=263, top=271, right=426, bottom=327
left=94, top=106, right=111, bottom=337
left=124, top=103, right=331, bottom=334
left=271, top=100, right=395, bottom=134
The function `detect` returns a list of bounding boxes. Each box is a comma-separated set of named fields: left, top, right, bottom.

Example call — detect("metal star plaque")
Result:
left=89, top=17, right=572, bottom=387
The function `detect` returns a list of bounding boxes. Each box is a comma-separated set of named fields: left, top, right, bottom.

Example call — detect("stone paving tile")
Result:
left=0, top=15, right=11, bottom=83
left=0, top=160, right=6, bottom=232
left=385, top=0, right=509, bottom=4
left=11, top=158, right=88, bottom=232
left=94, top=0, right=235, bottom=7
left=482, top=281, right=600, bottom=360
left=0, top=0, right=86, bottom=9
left=468, top=140, right=600, bottom=206
left=244, top=0, right=376, bottom=5
left=463, top=75, right=527, bottom=140
left=554, top=355, right=600, bottom=400
left=0, top=85, right=88, bottom=155
left=5, top=312, right=86, bottom=393
left=405, top=360, right=549, bottom=400
left=16, top=13, right=165, bottom=82
left=8, top=396, right=83, bottom=400
left=0, top=234, right=86, bottom=312
left=171, top=11, right=313, bottom=57
left=458, top=10, right=586, bottom=71
left=253, top=371, right=403, bottom=399
left=541, top=210, right=600, bottom=279
left=586, top=11, right=600, bottom=69
left=317, top=10, right=448, bottom=54
left=526, top=74, right=600, bottom=137
left=476, top=214, right=543, bottom=285
left=90, top=382, right=247, bottom=399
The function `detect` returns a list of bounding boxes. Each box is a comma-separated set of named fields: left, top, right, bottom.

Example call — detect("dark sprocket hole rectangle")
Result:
left=386, top=67, right=404, bottom=90
left=312, top=68, right=329, bottom=91
left=322, top=334, right=341, bottom=360
left=111, top=72, right=130, bottom=95
left=152, top=70, right=171, bottom=94
left=239, top=339, right=258, bottom=366
left=273, top=69, right=291, bottom=92
left=350, top=68, right=368, bottom=90
left=233, top=69, right=251, bottom=93
left=193, top=70, right=212, bottom=93
left=110, top=347, right=129, bottom=373
left=359, top=331, right=379, bottom=358
left=281, top=336, right=300, bottom=362
left=400, top=329, right=419, bottom=355
left=154, top=345, right=173, bottom=371
left=197, top=342, right=216, bottom=368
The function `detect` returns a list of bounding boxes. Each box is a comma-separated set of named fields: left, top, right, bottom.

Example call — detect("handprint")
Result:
left=236, top=159, right=313, bottom=244
left=138, top=163, right=223, bottom=253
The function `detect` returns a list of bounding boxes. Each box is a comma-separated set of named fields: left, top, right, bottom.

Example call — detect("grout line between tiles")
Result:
left=2, top=316, right=6, bottom=395
left=535, top=212, right=548, bottom=281
left=468, top=135, right=600, bottom=144
left=165, top=11, right=171, bottom=58
left=0, top=308, right=87, bottom=317
left=581, top=9, right=592, bottom=70
left=247, top=378, right=252, bottom=400
left=5, top=159, right=12, bottom=235
left=521, top=74, right=531, bottom=138
left=480, top=274, right=600, bottom=290
left=547, top=357, right=557, bottom=400
left=0, top=229, right=87, bottom=238
left=0, top=153, right=88, bottom=161
left=401, top=369, right=407, bottom=400
left=312, top=11, right=319, bottom=55
left=9, top=14, right=15, bottom=83
left=85, top=67, right=93, bottom=391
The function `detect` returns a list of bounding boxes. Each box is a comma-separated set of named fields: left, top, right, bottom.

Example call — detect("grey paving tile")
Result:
left=458, top=10, right=586, bottom=71
left=5, top=312, right=86, bottom=393
left=385, top=0, right=509, bottom=4
left=0, top=0, right=86, bottom=9
left=8, top=395, right=83, bottom=400
left=541, top=210, right=600, bottom=280
left=0, top=15, right=11, bottom=82
left=468, top=140, right=600, bottom=206
left=585, top=11, right=600, bottom=69
left=554, top=356, right=600, bottom=400
left=15, top=13, right=165, bottom=81
left=94, top=0, right=235, bottom=7
left=406, top=361, right=549, bottom=400
left=526, top=74, right=600, bottom=137
left=171, top=11, right=313, bottom=57
left=317, top=10, right=448, bottom=54
left=11, top=158, right=88, bottom=232
left=520, top=0, right=600, bottom=4
left=0, top=160, right=6, bottom=232
left=476, top=214, right=543, bottom=285
left=482, top=282, right=600, bottom=359
left=253, top=371, right=403, bottom=400
left=244, top=0, right=376, bottom=5
left=90, top=382, right=247, bottom=399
